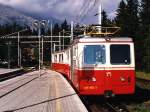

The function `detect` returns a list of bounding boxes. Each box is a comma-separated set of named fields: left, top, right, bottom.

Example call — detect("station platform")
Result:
left=0, top=68, right=22, bottom=75
left=0, top=70, right=88, bottom=112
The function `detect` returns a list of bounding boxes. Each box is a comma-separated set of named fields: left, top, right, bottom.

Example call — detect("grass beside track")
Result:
left=136, top=72, right=150, bottom=80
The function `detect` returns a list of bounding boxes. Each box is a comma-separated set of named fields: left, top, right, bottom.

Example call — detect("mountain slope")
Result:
left=0, top=4, right=37, bottom=26
left=0, top=4, right=61, bottom=26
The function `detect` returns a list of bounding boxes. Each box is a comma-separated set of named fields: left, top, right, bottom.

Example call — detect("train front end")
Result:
left=76, top=37, right=135, bottom=97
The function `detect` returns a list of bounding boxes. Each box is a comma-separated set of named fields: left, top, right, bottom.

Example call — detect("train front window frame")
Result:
left=110, top=44, right=131, bottom=65
left=84, top=45, right=106, bottom=65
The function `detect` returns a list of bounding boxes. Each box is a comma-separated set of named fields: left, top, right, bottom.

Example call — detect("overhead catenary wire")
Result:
left=77, top=0, right=91, bottom=21
left=80, top=0, right=99, bottom=22
left=76, top=0, right=99, bottom=23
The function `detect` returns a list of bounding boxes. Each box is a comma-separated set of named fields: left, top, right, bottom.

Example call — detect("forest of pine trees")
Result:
left=0, top=0, right=150, bottom=72
left=118, top=0, right=150, bottom=73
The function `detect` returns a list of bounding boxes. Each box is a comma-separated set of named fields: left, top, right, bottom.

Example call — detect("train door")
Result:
left=70, top=46, right=73, bottom=80
left=70, top=45, right=77, bottom=82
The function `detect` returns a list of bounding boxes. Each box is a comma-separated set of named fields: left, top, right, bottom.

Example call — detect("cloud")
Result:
left=0, top=0, right=121, bottom=23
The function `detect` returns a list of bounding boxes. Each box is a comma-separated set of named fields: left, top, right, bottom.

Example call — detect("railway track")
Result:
left=80, top=78, right=150, bottom=112
left=104, top=100, right=129, bottom=112
left=0, top=69, right=24, bottom=82
left=136, top=78, right=150, bottom=83
left=0, top=71, right=46, bottom=99
left=0, top=67, right=37, bottom=82
left=82, top=96, right=129, bottom=112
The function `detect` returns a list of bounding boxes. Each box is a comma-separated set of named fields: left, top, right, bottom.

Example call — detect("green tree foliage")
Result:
left=115, top=0, right=145, bottom=71
left=143, top=37, right=150, bottom=72
left=115, top=0, right=139, bottom=38
left=140, top=0, right=150, bottom=72
left=115, top=0, right=128, bottom=36
left=101, top=10, right=112, bottom=27
left=61, top=19, right=70, bottom=47
left=141, top=0, right=150, bottom=37
left=126, top=0, right=139, bottom=39
left=61, top=19, right=69, bottom=31
left=115, top=0, right=139, bottom=39
left=53, top=23, right=60, bottom=36
left=126, top=0, right=141, bottom=70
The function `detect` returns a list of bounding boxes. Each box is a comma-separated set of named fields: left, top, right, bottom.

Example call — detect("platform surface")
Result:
left=0, top=70, right=88, bottom=112
left=0, top=68, right=22, bottom=75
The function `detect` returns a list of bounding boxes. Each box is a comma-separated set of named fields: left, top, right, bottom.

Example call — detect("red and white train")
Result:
left=52, top=35, right=135, bottom=97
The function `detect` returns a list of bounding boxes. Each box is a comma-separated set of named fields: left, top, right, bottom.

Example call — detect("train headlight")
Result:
left=91, top=77, right=96, bottom=82
left=120, top=77, right=126, bottom=82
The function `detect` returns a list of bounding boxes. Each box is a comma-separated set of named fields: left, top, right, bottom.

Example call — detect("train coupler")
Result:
left=104, top=90, right=115, bottom=98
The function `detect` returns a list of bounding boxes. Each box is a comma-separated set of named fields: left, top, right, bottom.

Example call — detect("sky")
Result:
left=0, top=0, right=121, bottom=24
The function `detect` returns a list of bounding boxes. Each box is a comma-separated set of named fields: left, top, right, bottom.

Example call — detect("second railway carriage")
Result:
left=52, top=36, right=135, bottom=97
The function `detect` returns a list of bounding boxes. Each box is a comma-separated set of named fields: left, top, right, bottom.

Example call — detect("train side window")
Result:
left=110, top=45, right=131, bottom=65
left=59, top=54, right=61, bottom=62
left=73, top=46, right=77, bottom=56
left=62, top=54, right=64, bottom=62
left=54, top=55, right=57, bottom=62
left=67, top=51, right=69, bottom=60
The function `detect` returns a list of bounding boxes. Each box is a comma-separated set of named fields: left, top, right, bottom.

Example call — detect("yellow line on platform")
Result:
left=55, top=78, right=63, bottom=112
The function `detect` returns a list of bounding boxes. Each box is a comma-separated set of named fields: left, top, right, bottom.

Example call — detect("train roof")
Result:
left=74, top=36, right=133, bottom=43
left=52, top=37, right=133, bottom=54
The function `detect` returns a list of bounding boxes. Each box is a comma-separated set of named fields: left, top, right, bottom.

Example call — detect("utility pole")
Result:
left=8, top=41, right=11, bottom=69
left=63, top=29, right=65, bottom=50
left=59, top=32, right=61, bottom=51
left=98, top=3, right=102, bottom=33
left=54, top=43, right=56, bottom=52
left=41, top=35, right=44, bottom=68
left=18, top=32, right=20, bottom=67
left=50, top=22, right=53, bottom=68
left=38, top=25, right=41, bottom=76
left=20, top=47, right=22, bottom=68
left=70, top=21, right=74, bottom=80
left=71, top=21, right=74, bottom=43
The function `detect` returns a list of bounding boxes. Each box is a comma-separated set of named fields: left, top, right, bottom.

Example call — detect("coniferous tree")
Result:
left=53, top=23, right=60, bottom=36
left=126, top=0, right=139, bottom=39
left=61, top=19, right=69, bottom=31
left=115, top=0, right=139, bottom=38
left=143, top=37, right=150, bottom=72
left=126, top=0, right=142, bottom=70
left=102, top=10, right=113, bottom=27
left=141, top=0, right=150, bottom=37
left=115, top=0, right=128, bottom=36
left=140, top=0, right=150, bottom=72
left=115, top=0, right=143, bottom=70
left=102, top=10, right=108, bottom=27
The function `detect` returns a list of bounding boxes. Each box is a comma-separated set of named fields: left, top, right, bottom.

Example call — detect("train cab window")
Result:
left=110, top=45, right=131, bottom=65
left=84, top=45, right=106, bottom=64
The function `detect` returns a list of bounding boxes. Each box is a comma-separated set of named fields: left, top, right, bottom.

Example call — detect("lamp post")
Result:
left=33, top=20, right=48, bottom=77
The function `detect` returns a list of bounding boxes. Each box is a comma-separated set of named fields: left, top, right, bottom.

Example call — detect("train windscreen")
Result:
left=110, top=45, right=131, bottom=65
left=84, top=45, right=106, bottom=64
